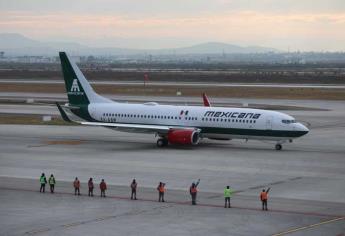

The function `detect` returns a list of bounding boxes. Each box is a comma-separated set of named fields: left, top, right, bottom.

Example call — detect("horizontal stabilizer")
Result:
left=56, top=102, right=72, bottom=122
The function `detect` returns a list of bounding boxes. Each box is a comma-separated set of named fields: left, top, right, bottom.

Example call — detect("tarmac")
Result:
left=0, top=98, right=345, bottom=236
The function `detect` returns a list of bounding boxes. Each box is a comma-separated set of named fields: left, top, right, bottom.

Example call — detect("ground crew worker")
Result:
left=88, top=178, right=94, bottom=197
left=260, top=188, right=270, bottom=211
left=189, top=179, right=200, bottom=205
left=73, top=177, right=80, bottom=196
left=130, top=179, right=137, bottom=200
left=157, top=182, right=165, bottom=202
left=100, top=179, right=107, bottom=197
left=224, top=186, right=234, bottom=208
left=39, top=173, right=47, bottom=193
left=48, top=174, right=56, bottom=193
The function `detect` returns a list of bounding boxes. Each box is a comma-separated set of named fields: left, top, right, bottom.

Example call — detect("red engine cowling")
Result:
left=167, top=129, right=200, bottom=145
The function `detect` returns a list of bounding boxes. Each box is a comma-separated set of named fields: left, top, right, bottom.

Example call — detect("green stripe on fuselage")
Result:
left=96, top=118, right=307, bottom=138
left=198, top=126, right=307, bottom=138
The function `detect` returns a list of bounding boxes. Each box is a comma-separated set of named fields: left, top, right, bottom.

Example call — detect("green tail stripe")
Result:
left=59, top=52, right=90, bottom=106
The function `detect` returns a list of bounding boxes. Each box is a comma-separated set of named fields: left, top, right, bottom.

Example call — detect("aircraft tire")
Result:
left=275, top=144, right=282, bottom=150
left=157, top=138, right=167, bottom=147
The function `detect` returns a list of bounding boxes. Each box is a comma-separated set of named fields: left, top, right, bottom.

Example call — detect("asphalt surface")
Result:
left=0, top=99, right=345, bottom=235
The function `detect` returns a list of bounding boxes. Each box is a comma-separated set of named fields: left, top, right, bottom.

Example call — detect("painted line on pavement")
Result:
left=271, top=216, right=345, bottom=236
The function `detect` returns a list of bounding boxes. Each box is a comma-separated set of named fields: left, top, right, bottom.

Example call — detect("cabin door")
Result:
left=266, top=116, right=273, bottom=130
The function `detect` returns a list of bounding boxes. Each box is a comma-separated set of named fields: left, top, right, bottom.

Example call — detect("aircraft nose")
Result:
left=297, top=123, right=309, bottom=135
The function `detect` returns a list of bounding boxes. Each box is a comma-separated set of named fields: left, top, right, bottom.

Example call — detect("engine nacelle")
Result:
left=167, top=129, right=200, bottom=145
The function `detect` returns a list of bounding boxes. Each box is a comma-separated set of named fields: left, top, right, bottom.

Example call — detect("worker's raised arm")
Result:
left=195, top=179, right=200, bottom=187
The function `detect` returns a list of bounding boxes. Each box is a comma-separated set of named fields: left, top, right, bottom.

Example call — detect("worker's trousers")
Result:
left=262, top=200, right=268, bottom=210
left=50, top=184, right=54, bottom=193
left=75, top=187, right=80, bottom=195
left=158, top=192, right=164, bottom=202
left=88, top=188, right=93, bottom=196
left=225, top=197, right=231, bottom=208
left=191, top=193, right=197, bottom=205
left=131, top=189, right=137, bottom=200
left=40, top=184, right=45, bottom=193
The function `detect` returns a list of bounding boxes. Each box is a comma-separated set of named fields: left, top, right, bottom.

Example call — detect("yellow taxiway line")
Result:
left=272, top=216, right=345, bottom=236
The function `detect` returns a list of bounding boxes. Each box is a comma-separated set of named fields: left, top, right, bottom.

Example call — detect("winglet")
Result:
left=56, top=102, right=72, bottom=122
left=202, top=93, right=211, bottom=107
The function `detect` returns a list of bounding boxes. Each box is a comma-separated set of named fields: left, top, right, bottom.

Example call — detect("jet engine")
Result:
left=167, top=129, right=200, bottom=145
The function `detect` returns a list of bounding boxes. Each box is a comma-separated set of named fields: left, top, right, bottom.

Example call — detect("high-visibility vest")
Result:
left=74, top=180, right=80, bottom=188
left=190, top=187, right=197, bottom=193
left=100, top=182, right=107, bottom=190
left=224, top=188, right=232, bottom=198
left=49, top=177, right=55, bottom=185
left=159, top=186, right=165, bottom=193
left=40, top=176, right=46, bottom=184
left=260, top=192, right=268, bottom=200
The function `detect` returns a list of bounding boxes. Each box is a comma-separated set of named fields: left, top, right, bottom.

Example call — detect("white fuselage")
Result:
left=87, top=102, right=308, bottom=141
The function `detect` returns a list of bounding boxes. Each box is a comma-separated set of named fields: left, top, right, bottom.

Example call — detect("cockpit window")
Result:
left=282, top=119, right=296, bottom=124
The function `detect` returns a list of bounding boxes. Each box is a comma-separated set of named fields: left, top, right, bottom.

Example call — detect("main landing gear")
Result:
left=157, top=138, right=168, bottom=147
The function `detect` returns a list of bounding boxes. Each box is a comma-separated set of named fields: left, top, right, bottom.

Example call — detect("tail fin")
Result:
left=59, top=52, right=111, bottom=105
left=202, top=93, right=211, bottom=107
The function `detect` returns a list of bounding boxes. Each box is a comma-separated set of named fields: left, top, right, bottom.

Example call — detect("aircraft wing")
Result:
left=81, top=121, right=198, bottom=134
left=56, top=102, right=199, bottom=134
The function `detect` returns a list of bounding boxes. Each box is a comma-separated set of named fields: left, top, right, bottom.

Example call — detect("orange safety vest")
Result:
left=159, top=186, right=165, bottom=193
left=260, top=192, right=268, bottom=201
left=74, top=180, right=80, bottom=188
left=190, top=187, right=197, bottom=193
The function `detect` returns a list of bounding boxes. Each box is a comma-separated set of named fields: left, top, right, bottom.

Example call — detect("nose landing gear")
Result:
left=275, top=143, right=282, bottom=150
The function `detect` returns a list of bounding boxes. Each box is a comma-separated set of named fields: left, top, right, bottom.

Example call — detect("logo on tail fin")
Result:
left=68, top=79, right=84, bottom=95
left=71, top=79, right=80, bottom=92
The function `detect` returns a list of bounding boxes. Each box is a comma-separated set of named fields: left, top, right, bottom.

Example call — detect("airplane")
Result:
left=56, top=52, right=309, bottom=150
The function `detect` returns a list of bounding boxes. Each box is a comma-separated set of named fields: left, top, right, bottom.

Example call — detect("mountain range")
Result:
left=0, top=33, right=279, bottom=56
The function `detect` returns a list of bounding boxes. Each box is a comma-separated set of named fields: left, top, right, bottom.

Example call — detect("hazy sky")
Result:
left=1, top=0, right=345, bottom=51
